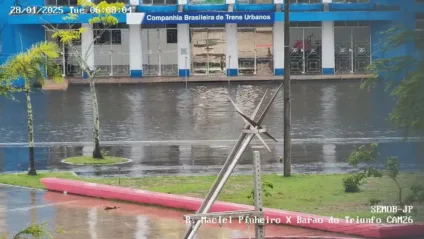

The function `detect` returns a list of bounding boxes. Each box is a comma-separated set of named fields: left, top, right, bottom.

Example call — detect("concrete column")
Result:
left=81, top=23, right=94, bottom=78
left=226, top=23, right=238, bottom=76
left=321, top=0, right=335, bottom=74
left=273, top=21, right=284, bottom=75
left=129, top=24, right=143, bottom=77
left=178, top=24, right=191, bottom=77
left=322, top=21, right=335, bottom=75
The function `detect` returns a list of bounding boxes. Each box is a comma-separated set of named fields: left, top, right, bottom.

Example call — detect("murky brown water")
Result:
left=0, top=185, right=361, bottom=239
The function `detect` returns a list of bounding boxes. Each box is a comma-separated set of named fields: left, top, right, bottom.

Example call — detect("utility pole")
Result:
left=283, top=0, right=291, bottom=177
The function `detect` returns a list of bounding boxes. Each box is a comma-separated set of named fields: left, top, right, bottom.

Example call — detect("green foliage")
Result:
left=385, top=156, right=400, bottom=179
left=342, top=174, right=364, bottom=193
left=0, top=41, right=62, bottom=89
left=347, top=143, right=379, bottom=166
left=405, top=184, right=424, bottom=204
left=343, top=144, right=383, bottom=192
left=362, top=26, right=424, bottom=133
left=369, top=198, right=381, bottom=206
left=247, top=181, right=274, bottom=204
left=100, top=148, right=109, bottom=156
left=11, top=223, right=51, bottom=239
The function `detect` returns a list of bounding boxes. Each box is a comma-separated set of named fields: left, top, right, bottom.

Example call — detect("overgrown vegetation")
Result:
left=363, top=26, right=424, bottom=134
left=247, top=181, right=274, bottom=205
left=343, top=143, right=383, bottom=193
left=344, top=144, right=424, bottom=216
left=0, top=223, right=51, bottom=239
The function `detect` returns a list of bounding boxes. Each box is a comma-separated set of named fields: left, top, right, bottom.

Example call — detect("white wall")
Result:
left=273, top=22, right=284, bottom=71
left=322, top=21, right=335, bottom=71
left=225, top=23, right=238, bottom=70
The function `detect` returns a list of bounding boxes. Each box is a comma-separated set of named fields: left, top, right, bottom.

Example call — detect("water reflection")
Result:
left=1, top=186, right=358, bottom=239
left=0, top=82, right=403, bottom=144
left=0, top=141, right=422, bottom=176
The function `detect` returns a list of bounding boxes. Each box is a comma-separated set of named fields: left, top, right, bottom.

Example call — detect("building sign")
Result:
left=138, top=12, right=274, bottom=24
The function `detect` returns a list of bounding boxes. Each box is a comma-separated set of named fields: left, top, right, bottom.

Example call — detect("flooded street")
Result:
left=0, top=82, right=423, bottom=175
left=0, top=185, right=360, bottom=238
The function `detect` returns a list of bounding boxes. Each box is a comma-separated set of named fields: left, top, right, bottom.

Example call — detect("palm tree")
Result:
left=1, top=41, right=62, bottom=175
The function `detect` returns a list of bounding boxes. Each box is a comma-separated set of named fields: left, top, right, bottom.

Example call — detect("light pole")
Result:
left=283, top=0, right=292, bottom=177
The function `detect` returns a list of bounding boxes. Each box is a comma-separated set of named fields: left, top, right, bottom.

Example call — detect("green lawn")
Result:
left=0, top=172, right=423, bottom=221
left=63, top=156, right=129, bottom=165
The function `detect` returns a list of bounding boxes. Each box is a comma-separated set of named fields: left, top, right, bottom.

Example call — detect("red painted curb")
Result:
left=41, top=178, right=424, bottom=239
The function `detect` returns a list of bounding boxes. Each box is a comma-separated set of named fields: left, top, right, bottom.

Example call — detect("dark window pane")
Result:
left=111, top=30, right=121, bottom=44
left=167, top=29, right=178, bottom=43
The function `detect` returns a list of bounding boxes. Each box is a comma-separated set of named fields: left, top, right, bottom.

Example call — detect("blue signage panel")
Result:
left=140, top=12, right=274, bottom=24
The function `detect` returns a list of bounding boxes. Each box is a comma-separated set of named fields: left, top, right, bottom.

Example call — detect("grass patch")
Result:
left=63, top=156, right=129, bottom=165
left=0, top=172, right=423, bottom=221
left=0, top=172, right=79, bottom=189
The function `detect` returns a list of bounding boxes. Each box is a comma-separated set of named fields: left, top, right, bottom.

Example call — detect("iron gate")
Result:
left=93, top=26, right=130, bottom=77
left=289, top=27, right=322, bottom=75
left=141, top=27, right=178, bottom=76
left=191, top=27, right=226, bottom=76
left=335, top=26, right=370, bottom=74
left=237, top=26, right=273, bottom=76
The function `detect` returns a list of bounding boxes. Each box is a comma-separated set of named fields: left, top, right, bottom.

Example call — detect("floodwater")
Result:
left=0, top=82, right=423, bottom=176
left=0, top=185, right=361, bottom=239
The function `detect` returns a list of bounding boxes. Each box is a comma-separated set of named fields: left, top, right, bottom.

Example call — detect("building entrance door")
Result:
left=141, top=27, right=178, bottom=76
left=290, top=27, right=322, bottom=75
left=94, top=25, right=130, bottom=77
left=191, top=27, right=226, bottom=76
left=335, top=26, right=370, bottom=74
left=237, top=25, right=273, bottom=76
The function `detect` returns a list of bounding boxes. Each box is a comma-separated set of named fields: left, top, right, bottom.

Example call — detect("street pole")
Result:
left=283, top=0, right=292, bottom=177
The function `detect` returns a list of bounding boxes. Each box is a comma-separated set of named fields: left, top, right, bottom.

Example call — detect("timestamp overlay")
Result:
left=10, top=6, right=132, bottom=15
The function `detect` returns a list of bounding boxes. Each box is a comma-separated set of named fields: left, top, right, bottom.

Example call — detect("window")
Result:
left=189, top=0, right=225, bottom=5
left=45, top=0, right=78, bottom=5
left=93, top=23, right=127, bottom=45
left=142, top=0, right=177, bottom=4
left=333, top=0, right=369, bottom=2
left=290, top=21, right=321, bottom=27
left=94, top=30, right=121, bottom=44
left=167, top=29, right=177, bottom=43
left=290, top=0, right=321, bottom=3
left=335, top=21, right=370, bottom=27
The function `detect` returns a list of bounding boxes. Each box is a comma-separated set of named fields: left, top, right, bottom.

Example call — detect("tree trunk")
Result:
left=25, top=88, right=37, bottom=175
left=89, top=78, right=103, bottom=159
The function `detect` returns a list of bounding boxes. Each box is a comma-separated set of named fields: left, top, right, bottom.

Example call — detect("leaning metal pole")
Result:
left=283, top=0, right=292, bottom=177
left=183, top=83, right=283, bottom=239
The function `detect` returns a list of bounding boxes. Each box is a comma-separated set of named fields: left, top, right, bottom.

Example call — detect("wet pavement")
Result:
left=0, top=82, right=423, bottom=176
left=0, top=185, right=362, bottom=239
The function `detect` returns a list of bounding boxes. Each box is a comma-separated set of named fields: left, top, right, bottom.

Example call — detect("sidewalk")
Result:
left=42, top=74, right=372, bottom=90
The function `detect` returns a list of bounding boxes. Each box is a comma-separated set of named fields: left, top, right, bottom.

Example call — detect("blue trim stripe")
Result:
left=274, top=68, right=284, bottom=76
left=130, top=70, right=143, bottom=78
left=227, top=69, right=238, bottom=77
left=323, top=68, right=335, bottom=75
left=179, top=69, right=190, bottom=77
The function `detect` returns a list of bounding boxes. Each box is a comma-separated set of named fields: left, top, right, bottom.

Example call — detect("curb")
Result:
left=60, top=158, right=132, bottom=166
left=41, top=178, right=424, bottom=239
